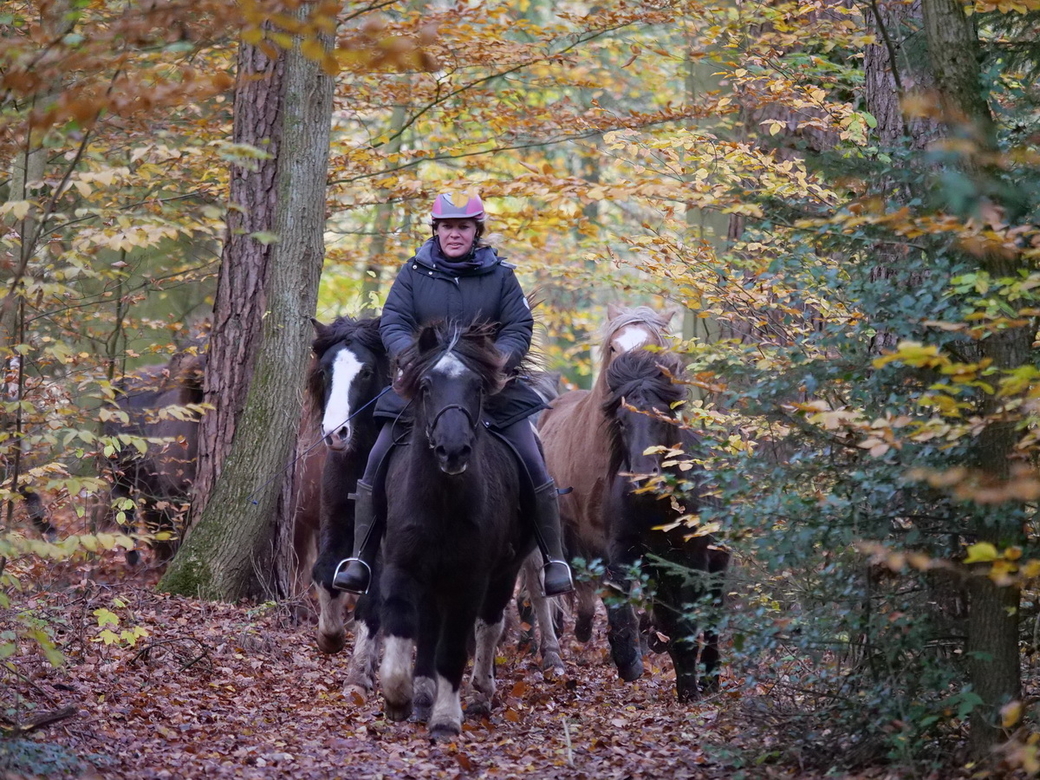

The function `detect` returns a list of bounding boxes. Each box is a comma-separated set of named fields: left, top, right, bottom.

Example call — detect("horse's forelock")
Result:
left=398, top=322, right=506, bottom=398
left=602, top=350, right=688, bottom=414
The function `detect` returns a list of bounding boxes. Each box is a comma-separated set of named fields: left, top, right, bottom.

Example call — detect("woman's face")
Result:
left=435, top=219, right=478, bottom=258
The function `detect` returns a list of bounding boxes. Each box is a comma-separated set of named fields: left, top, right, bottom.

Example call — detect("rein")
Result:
left=247, top=384, right=392, bottom=505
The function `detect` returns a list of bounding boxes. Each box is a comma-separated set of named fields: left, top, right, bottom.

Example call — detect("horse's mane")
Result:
left=306, top=315, right=383, bottom=421
left=396, top=321, right=508, bottom=400
left=597, top=305, right=672, bottom=369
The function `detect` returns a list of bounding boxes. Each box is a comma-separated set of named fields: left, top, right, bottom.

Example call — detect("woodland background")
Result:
left=4, top=0, right=1040, bottom=776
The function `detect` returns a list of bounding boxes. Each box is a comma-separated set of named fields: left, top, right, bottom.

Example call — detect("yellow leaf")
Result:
left=301, top=38, right=325, bottom=62
left=964, top=542, right=998, bottom=564
left=1001, top=700, right=1022, bottom=728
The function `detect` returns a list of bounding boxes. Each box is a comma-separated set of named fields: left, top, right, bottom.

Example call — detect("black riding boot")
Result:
left=533, top=480, right=574, bottom=597
left=332, top=481, right=381, bottom=594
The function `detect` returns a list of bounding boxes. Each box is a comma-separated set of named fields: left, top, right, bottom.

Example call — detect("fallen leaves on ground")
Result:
left=1, top=552, right=910, bottom=779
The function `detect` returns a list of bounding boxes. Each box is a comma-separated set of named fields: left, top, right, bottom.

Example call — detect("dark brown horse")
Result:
left=96, top=349, right=207, bottom=563
left=600, top=348, right=729, bottom=700
left=378, top=322, right=535, bottom=740
left=304, top=316, right=391, bottom=696
left=537, top=303, right=674, bottom=645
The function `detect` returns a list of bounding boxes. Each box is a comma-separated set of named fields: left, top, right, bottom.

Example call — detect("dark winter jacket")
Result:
left=375, top=238, right=546, bottom=428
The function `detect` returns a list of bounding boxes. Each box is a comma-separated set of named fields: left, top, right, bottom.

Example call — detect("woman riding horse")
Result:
left=333, top=192, right=574, bottom=598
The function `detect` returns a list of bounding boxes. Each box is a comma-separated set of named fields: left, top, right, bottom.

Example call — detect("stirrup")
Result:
left=332, top=557, right=372, bottom=595
left=543, top=559, right=574, bottom=597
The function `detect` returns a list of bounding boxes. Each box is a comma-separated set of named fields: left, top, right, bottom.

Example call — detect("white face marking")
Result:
left=613, top=324, right=651, bottom=354
left=323, top=348, right=364, bottom=439
left=433, top=350, right=468, bottom=379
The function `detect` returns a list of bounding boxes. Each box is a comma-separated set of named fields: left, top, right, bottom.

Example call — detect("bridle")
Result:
left=422, top=383, right=485, bottom=446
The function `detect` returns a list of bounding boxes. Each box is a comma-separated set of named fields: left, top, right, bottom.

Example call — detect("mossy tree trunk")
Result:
left=160, top=6, right=335, bottom=601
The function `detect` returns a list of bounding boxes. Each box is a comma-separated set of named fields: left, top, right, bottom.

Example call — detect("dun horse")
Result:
left=537, top=304, right=674, bottom=648
left=305, top=316, right=391, bottom=696
left=601, top=349, right=729, bottom=700
left=379, top=322, right=535, bottom=740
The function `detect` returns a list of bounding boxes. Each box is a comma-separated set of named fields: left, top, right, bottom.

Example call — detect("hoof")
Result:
left=344, top=683, right=369, bottom=702
left=542, top=652, right=565, bottom=677
left=428, top=723, right=460, bottom=743
left=463, top=695, right=492, bottom=718
left=574, top=614, right=593, bottom=643
left=413, top=696, right=433, bottom=724
left=384, top=699, right=412, bottom=722
left=617, top=658, right=644, bottom=683
left=317, top=630, right=346, bottom=655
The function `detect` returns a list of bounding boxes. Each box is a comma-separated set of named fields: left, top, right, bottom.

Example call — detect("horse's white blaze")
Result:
left=323, top=348, right=363, bottom=440
left=612, top=324, right=652, bottom=353
left=430, top=673, right=463, bottom=732
left=433, top=350, right=468, bottom=379
left=381, top=636, right=414, bottom=705
left=471, top=618, right=504, bottom=698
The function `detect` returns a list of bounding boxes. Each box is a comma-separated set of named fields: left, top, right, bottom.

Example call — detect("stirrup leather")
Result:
left=332, top=556, right=372, bottom=595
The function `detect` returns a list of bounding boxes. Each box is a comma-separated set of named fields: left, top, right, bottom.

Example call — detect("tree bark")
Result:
left=160, top=6, right=335, bottom=601
left=919, top=0, right=1025, bottom=757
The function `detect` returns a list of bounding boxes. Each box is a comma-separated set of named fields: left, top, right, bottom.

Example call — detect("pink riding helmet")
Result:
left=430, top=193, right=486, bottom=223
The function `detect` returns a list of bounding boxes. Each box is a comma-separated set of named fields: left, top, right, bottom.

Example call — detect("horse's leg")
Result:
left=428, top=599, right=479, bottom=741
left=467, top=572, right=519, bottom=716
left=654, top=585, right=699, bottom=702
left=316, top=587, right=350, bottom=654
left=519, top=550, right=565, bottom=675
left=699, top=546, right=731, bottom=694
left=345, top=596, right=384, bottom=699
left=515, top=557, right=537, bottom=656
left=468, top=616, right=504, bottom=717
left=573, top=579, right=598, bottom=643
left=379, top=565, right=420, bottom=722
left=412, top=592, right=437, bottom=724
left=604, top=564, right=643, bottom=683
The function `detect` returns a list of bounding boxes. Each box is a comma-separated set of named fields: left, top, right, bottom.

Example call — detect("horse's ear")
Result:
left=311, top=317, right=327, bottom=338
left=662, top=306, right=680, bottom=327
left=607, top=302, right=623, bottom=321
left=417, top=324, right=440, bottom=354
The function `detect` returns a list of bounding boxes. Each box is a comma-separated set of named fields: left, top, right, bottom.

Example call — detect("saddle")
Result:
left=358, top=418, right=550, bottom=516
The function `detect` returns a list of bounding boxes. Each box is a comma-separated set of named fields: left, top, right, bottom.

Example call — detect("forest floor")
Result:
left=1, top=546, right=978, bottom=780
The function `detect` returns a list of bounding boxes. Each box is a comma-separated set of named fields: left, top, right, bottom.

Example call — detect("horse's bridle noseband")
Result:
left=423, top=392, right=485, bottom=445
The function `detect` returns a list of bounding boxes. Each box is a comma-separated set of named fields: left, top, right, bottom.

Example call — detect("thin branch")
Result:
left=0, top=705, right=78, bottom=737
left=374, top=23, right=640, bottom=150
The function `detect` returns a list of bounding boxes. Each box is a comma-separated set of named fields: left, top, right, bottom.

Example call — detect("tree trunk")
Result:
left=160, top=7, right=335, bottom=601
left=920, top=0, right=1025, bottom=757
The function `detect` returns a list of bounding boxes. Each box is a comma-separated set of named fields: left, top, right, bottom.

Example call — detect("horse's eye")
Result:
left=359, top=367, right=372, bottom=379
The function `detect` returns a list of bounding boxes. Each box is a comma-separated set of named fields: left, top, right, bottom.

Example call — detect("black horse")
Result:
left=96, top=349, right=206, bottom=564
left=306, top=316, right=391, bottom=696
left=378, top=322, right=535, bottom=740
left=601, top=348, right=729, bottom=702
